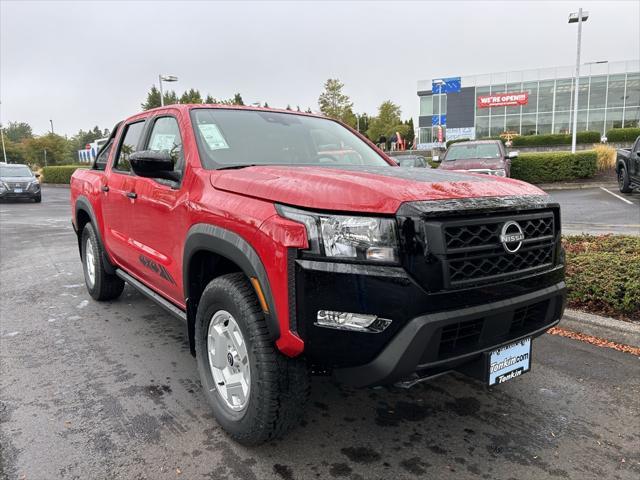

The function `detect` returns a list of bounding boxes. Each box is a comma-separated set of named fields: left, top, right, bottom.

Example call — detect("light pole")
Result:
left=0, top=125, right=7, bottom=163
left=568, top=8, right=589, bottom=154
left=158, top=74, right=178, bottom=107
left=433, top=79, right=445, bottom=148
left=49, top=119, right=54, bottom=134
left=44, top=148, right=47, bottom=167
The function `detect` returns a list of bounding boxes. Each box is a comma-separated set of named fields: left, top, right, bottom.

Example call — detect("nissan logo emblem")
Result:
left=500, top=221, right=525, bottom=253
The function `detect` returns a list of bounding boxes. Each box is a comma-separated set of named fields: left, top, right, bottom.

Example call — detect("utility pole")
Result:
left=569, top=8, right=589, bottom=154
left=50, top=119, right=54, bottom=134
left=44, top=149, right=47, bottom=167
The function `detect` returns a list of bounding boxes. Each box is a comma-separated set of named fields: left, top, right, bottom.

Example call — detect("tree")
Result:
left=232, top=93, right=244, bottom=105
left=318, top=78, right=354, bottom=125
left=204, top=94, right=216, bottom=104
left=263, top=102, right=269, bottom=108
left=2, top=139, right=28, bottom=164
left=24, top=134, right=72, bottom=166
left=180, top=88, right=203, bottom=104
left=285, top=104, right=292, bottom=111
left=4, top=121, right=33, bottom=143
left=141, top=85, right=179, bottom=110
left=366, top=100, right=402, bottom=141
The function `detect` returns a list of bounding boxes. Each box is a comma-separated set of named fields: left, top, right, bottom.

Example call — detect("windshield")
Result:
left=191, top=109, right=390, bottom=169
left=0, top=165, right=33, bottom=177
left=445, top=143, right=501, bottom=161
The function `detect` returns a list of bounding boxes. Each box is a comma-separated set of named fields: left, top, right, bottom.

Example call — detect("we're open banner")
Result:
left=477, top=92, right=529, bottom=108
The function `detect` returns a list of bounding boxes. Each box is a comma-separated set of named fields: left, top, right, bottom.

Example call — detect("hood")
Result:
left=439, top=158, right=505, bottom=171
left=210, top=165, right=544, bottom=214
left=0, top=176, right=35, bottom=183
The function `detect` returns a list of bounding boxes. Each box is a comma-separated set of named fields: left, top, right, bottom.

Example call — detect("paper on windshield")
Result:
left=198, top=123, right=229, bottom=150
left=149, top=134, right=177, bottom=151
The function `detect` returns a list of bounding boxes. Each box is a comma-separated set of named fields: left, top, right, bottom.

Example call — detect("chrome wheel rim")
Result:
left=207, top=310, right=251, bottom=411
left=85, top=238, right=96, bottom=288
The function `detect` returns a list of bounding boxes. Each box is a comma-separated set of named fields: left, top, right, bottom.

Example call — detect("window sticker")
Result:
left=198, top=123, right=229, bottom=150
left=150, top=134, right=177, bottom=151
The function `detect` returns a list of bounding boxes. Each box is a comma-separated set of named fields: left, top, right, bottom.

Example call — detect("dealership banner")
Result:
left=446, top=127, right=476, bottom=141
left=477, top=92, right=529, bottom=108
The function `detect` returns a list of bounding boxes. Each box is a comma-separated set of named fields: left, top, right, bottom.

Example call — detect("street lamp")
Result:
left=568, top=8, right=589, bottom=154
left=158, top=74, right=178, bottom=107
left=433, top=79, right=445, bottom=148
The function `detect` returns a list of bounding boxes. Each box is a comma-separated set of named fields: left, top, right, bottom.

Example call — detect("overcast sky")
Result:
left=1, top=0, right=638, bottom=136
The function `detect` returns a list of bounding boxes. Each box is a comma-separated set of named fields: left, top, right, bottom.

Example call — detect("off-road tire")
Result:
left=81, top=222, right=124, bottom=301
left=195, top=272, right=309, bottom=445
left=618, top=166, right=632, bottom=194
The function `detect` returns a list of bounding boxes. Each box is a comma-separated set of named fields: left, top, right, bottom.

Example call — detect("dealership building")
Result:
left=416, top=59, right=640, bottom=148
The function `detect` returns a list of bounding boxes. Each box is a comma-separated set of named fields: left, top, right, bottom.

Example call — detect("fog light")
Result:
left=316, top=310, right=392, bottom=333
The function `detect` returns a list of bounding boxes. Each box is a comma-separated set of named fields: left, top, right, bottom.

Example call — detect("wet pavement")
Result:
left=1, top=187, right=639, bottom=480
left=546, top=187, right=639, bottom=236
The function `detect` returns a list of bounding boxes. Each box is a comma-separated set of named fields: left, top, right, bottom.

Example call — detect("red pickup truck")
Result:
left=71, top=105, right=566, bottom=444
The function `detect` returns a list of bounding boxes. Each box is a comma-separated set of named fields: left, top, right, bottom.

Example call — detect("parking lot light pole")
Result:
left=568, top=8, right=589, bottom=154
left=1, top=126, right=7, bottom=163
left=158, top=74, right=178, bottom=107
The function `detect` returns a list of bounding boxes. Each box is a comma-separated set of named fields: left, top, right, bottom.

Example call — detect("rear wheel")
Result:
left=195, top=273, right=309, bottom=445
left=618, top=167, right=632, bottom=193
left=81, top=223, right=124, bottom=301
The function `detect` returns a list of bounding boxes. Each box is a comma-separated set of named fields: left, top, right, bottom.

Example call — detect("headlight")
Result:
left=29, top=180, right=40, bottom=189
left=278, top=205, right=399, bottom=263
left=491, top=169, right=507, bottom=177
left=0, top=182, right=6, bottom=191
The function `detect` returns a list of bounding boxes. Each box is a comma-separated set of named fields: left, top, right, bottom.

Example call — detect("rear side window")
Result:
left=94, top=140, right=113, bottom=171
left=146, top=117, right=184, bottom=177
left=114, top=121, right=145, bottom=172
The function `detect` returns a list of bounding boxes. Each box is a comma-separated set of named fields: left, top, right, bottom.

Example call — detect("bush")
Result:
left=445, top=138, right=470, bottom=148
left=511, top=131, right=600, bottom=147
left=563, top=235, right=640, bottom=321
left=42, top=165, right=88, bottom=184
left=605, top=127, right=640, bottom=143
left=510, top=151, right=597, bottom=183
left=593, top=145, right=616, bottom=171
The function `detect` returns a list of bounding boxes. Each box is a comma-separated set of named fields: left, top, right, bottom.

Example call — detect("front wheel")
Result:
left=195, top=273, right=309, bottom=445
left=81, top=223, right=124, bottom=301
left=618, top=167, right=632, bottom=193
left=34, top=194, right=41, bottom=203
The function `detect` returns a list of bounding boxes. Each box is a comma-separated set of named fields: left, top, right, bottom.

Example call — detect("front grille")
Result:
left=510, top=300, right=549, bottom=334
left=439, top=211, right=557, bottom=287
left=439, top=318, right=483, bottom=357
left=8, top=182, right=28, bottom=189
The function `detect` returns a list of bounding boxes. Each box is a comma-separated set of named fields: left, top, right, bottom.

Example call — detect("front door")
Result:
left=129, top=114, right=187, bottom=306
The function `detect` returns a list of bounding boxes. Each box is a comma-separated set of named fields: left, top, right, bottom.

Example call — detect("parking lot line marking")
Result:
left=599, top=187, right=633, bottom=205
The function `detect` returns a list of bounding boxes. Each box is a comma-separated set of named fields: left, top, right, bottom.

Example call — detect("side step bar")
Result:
left=115, top=269, right=187, bottom=322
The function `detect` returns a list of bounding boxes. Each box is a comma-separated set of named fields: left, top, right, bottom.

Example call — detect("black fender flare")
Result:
left=183, top=224, right=280, bottom=354
left=74, top=196, right=116, bottom=275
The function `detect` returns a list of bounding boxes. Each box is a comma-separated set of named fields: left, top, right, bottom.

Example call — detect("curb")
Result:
left=537, top=182, right=618, bottom=191
left=559, top=308, right=640, bottom=348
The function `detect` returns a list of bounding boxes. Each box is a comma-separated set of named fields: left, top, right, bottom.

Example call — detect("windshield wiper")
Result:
left=216, top=164, right=260, bottom=170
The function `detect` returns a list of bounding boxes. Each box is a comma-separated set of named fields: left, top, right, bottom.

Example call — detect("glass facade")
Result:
left=417, top=60, right=640, bottom=146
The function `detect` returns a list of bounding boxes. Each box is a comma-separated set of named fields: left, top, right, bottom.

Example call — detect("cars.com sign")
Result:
left=477, top=92, right=529, bottom=108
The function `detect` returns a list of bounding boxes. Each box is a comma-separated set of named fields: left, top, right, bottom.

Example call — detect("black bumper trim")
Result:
left=333, top=281, right=565, bottom=387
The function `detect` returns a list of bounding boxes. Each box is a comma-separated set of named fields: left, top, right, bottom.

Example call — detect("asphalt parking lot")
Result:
left=546, top=187, right=639, bottom=236
left=1, top=187, right=639, bottom=480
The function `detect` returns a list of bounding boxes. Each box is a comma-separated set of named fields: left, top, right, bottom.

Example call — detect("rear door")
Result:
left=102, top=120, right=147, bottom=273
left=129, top=114, right=187, bottom=305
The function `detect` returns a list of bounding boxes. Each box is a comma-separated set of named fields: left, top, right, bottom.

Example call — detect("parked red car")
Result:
left=71, top=105, right=565, bottom=444
left=437, top=140, right=518, bottom=177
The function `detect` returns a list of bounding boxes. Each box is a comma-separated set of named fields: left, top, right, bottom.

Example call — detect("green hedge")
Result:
left=445, top=138, right=470, bottom=148
left=511, top=131, right=600, bottom=147
left=605, top=127, right=640, bottom=143
left=510, top=151, right=597, bottom=183
left=564, top=235, right=640, bottom=321
left=42, top=165, right=88, bottom=184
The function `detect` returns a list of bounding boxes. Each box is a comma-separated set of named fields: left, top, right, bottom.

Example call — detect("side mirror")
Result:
left=129, top=150, right=180, bottom=182
left=508, top=151, right=519, bottom=159
left=35, top=173, right=41, bottom=178
left=432, top=155, right=440, bottom=162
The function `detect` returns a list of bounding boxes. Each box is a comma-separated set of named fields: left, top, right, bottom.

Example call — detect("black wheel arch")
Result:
left=183, top=224, right=281, bottom=356
left=74, top=196, right=116, bottom=275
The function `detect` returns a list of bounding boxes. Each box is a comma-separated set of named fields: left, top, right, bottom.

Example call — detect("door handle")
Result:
left=126, top=192, right=137, bottom=199
left=101, top=185, right=109, bottom=192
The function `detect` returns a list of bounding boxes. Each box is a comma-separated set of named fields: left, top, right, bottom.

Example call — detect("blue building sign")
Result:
left=432, top=114, right=446, bottom=126
left=432, top=77, right=461, bottom=94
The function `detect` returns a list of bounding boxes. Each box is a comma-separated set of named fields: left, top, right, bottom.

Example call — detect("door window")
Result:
left=113, top=121, right=145, bottom=173
left=146, top=117, right=184, bottom=177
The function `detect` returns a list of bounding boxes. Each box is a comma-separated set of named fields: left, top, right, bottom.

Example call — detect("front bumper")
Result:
left=294, top=256, right=565, bottom=387
left=0, top=187, right=40, bottom=199
left=333, top=282, right=565, bottom=387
